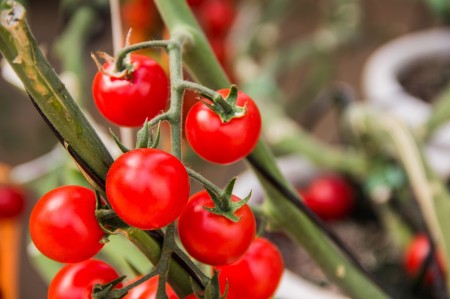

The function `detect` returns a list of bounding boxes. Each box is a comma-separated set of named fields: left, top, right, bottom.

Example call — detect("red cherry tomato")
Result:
left=121, top=0, right=156, bottom=31
left=0, top=185, right=25, bottom=219
left=106, top=148, right=190, bottom=230
left=185, top=89, right=261, bottom=164
left=199, top=0, right=235, bottom=37
left=124, top=275, right=177, bottom=299
left=403, top=234, right=445, bottom=283
left=92, top=54, right=169, bottom=127
left=216, top=237, right=284, bottom=299
left=29, top=186, right=105, bottom=263
left=48, top=259, right=121, bottom=299
left=177, top=190, right=256, bottom=266
left=303, top=174, right=354, bottom=221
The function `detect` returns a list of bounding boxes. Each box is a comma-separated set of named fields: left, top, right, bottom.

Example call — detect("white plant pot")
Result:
left=362, top=27, right=450, bottom=178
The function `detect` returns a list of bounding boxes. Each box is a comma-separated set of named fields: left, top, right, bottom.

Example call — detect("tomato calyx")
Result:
left=201, top=85, right=246, bottom=123
left=91, top=51, right=134, bottom=80
left=91, top=275, right=127, bottom=299
left=204, top=177, right=251, bottom=222
left=192, top=270, right=227, bottom=299
left=136, top=119, right=161, bottom=149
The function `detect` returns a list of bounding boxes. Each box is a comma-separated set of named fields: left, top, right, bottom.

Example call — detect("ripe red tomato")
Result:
left=185, top=89, right=261, bottom=164
left=48, top=259, right=121, bottom=299
left=121, top=0, right=156, bottom=31
left=403, top=234, right=445, bottom=283
left=303, top=174, right=354, bottom=221
left=199, top=0, right=235, bottom=37
left=124, top=275, right=177, bottom=299
left=216, top=237, right=284, bottom=299
left=106, top=148, right=190, bottom=230
left=29, top=185, right=105, bottom=263
left=0, top=185, right=25, bottom=218
left=177, top=190, right=256, bottom=266
left=92, top=54, right=169, bottom=127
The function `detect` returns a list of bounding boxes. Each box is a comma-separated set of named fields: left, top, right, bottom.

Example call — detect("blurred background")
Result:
left=0, top=0, right=449, bottom=298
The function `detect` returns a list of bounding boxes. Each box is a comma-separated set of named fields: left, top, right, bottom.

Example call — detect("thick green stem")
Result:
left=120, top=228, right=197, bottom=297
left=0, top=1, right=113, bottom=190
left=155, top=0, right=389, bottom=298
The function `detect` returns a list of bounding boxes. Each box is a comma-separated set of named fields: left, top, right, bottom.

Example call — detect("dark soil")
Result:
left=398, top=56, right=450, bottom=103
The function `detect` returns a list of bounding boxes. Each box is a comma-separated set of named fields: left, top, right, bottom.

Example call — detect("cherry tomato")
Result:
left=124, top=275, right=178, bottom=299
left=106, top=148, right=190, bottom=230
left=29, top=186, right=105, bottom=263
left=303, top=174, right=354, bottom=221
left=177, top=190, right=256, bottom=266
left=121, top=0, right=156, bottom=31
left=185, top=89, right=261, bottom=164
left=48, top=259, right=121, bottom=299
left=199, top=0, right=235, bottom=37
left=92, top=54, right=169, bottom=127
left=0, top=185, right=25, bottom=219
left=403, top=234, right=445, bottom=283
left=216, top=237, right=284, bottom=299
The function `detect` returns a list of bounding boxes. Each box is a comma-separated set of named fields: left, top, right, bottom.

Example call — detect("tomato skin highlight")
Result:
left=92, top=54, right=169, bottom=127
left=303, top=175, right=354, bottom=221
left=185, top=89, right=261, bottom=164
left=177, top=190, right=256, bottom=266
left=48, top=259, right=121, bottom=299
left=216, top=237, right=284, bottom=299
left=0, top=185, right=25, bottom=218
left=106, top=148, right=190, bottom=230
left=29, top=186, right=105, bottom=263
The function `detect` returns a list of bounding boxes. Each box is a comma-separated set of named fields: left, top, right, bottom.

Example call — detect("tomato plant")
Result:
left=48, top=259, right=121, bottom=299
left=302, top=174, right=355, bottom=221
left=29, top=185, right=105, bottom=263
left=106, top=148, right=190, bottom=230
left=0, top=184, right=25, bottom=219
left=177, top=190, right=256, bottom=266
left=92, top=54, right=169, bottom=127
left=403, top=234, right=445, bottom=283
left=185, top=88, right=261, bottom=164
left=216, top=237, right=284, bottom=299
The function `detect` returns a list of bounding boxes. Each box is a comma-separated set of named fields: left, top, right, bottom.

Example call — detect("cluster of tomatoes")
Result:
left=30, top=22, right=281, bottom=297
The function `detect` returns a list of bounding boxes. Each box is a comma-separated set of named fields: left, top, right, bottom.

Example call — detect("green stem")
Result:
left=0, top=1, right=113, bottom=190
left=421, top=82, right=450, bottom=139
left=114, top=40, right=169, bottom=72
left=120, top=227, right=198, bottom=297
left=186, top=168, right=223, bottom=196
left=155, top=0, right=389, bottom=298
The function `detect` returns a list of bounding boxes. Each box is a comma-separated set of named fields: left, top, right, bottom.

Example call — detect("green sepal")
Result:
left=91, top=275, right=127, bottom=299
left=203, top=177, right=252, bottom=223
left=201, top=85, right=246, bottom=123
left=191, top=271, right=227, bottom=299
left=136, top=120, right=161, bottom=149
left=110, top=128, right=130, bottom=153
